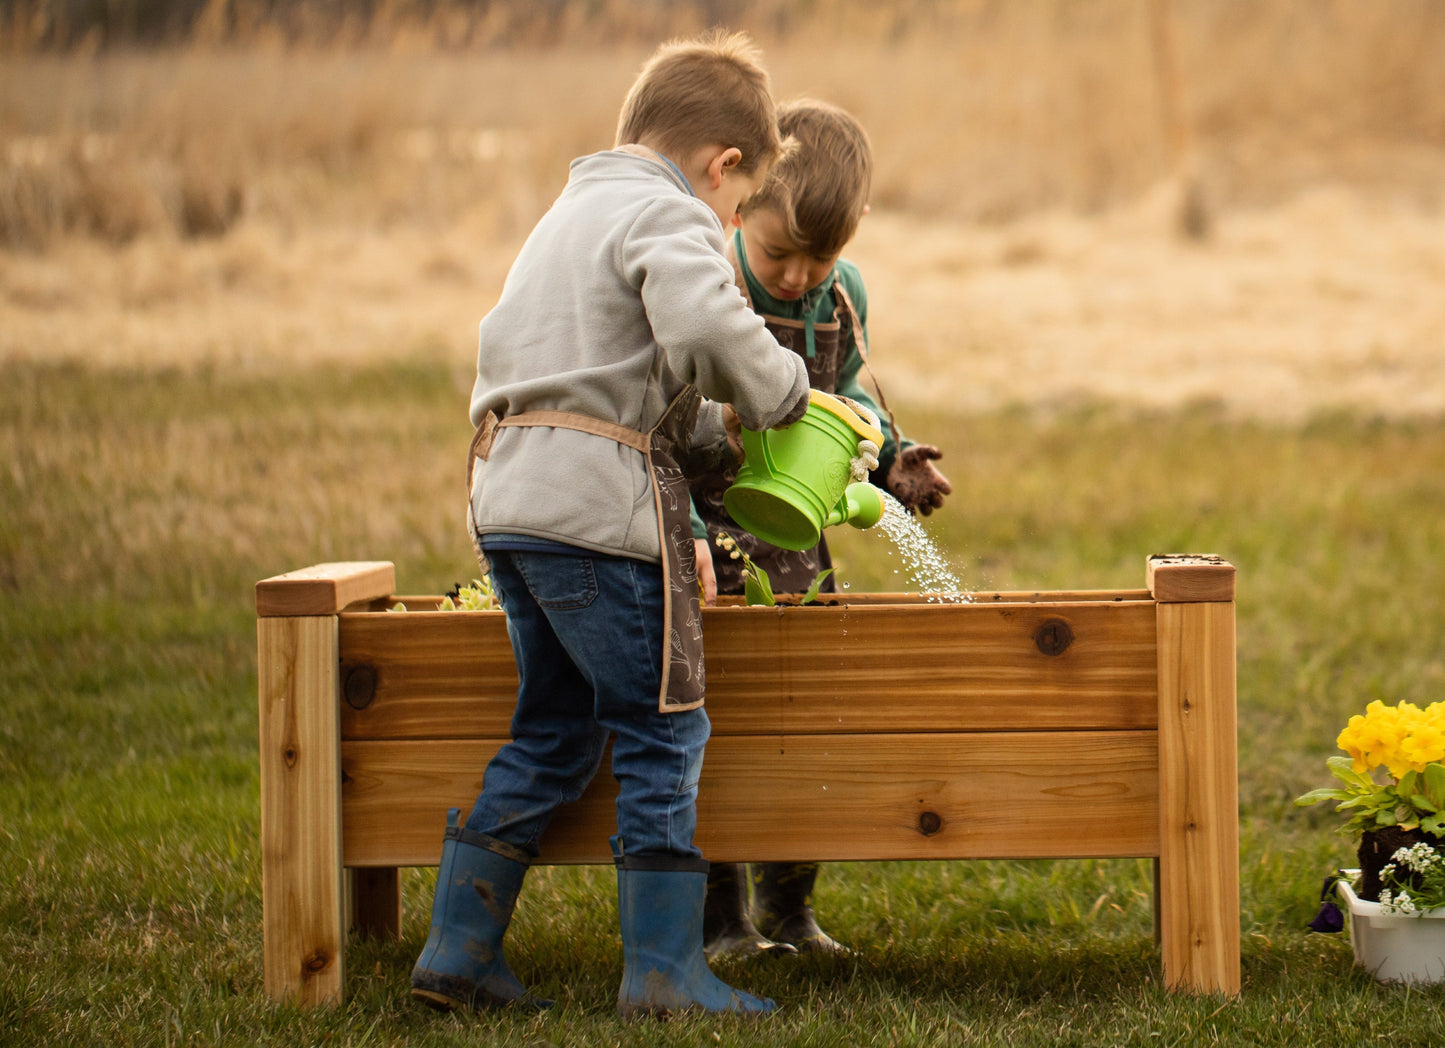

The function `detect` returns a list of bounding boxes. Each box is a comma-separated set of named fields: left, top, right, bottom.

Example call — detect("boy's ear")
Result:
left=706, top=147, right=744, bottom=190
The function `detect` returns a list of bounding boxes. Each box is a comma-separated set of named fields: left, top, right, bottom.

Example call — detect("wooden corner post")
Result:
left=1149, top=554, right=1240, bottom=995
left=255, top=562, right=395, bottom=1006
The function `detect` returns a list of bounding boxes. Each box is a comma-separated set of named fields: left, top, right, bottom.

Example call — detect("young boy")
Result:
left=409, top=32, right=814, bottom=1019
left=694, top=99, right=952, bottom=959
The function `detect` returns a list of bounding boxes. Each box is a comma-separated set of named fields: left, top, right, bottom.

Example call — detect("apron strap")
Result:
left=495, top=410, right=651, bottom=452
left=469, top=408, right=650, bottom=498
left=832, top=279, right=901, bottom=451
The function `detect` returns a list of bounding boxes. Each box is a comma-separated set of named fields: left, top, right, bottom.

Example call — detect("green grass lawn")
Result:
left=4, top=359, right=1445, bottom=1045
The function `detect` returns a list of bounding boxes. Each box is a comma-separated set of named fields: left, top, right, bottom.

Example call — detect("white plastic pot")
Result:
left=1337, top=871, right=1445, bottom=985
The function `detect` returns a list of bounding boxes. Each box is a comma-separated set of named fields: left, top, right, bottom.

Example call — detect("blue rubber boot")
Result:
left=616, top=855, right=776, bottom=1019
left=410, top=809, right=551, bottom=1012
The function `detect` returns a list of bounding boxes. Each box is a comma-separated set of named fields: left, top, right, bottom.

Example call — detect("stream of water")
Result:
left=855, top=490, right=973, bottom=602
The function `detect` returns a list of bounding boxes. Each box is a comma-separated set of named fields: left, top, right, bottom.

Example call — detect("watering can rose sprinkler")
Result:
left=724, top=390, right=886, bottom=552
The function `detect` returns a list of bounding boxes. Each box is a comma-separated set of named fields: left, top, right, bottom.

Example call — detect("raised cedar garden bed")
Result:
left=255, top=554, right=1240, bottom=1005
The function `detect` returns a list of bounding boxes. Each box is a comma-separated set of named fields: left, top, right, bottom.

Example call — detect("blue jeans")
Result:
left=464, top=549, right=711, bottom=859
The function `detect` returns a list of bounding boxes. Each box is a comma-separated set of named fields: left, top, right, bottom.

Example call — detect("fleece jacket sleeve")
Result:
left=623, top=196, right=809, bottom=431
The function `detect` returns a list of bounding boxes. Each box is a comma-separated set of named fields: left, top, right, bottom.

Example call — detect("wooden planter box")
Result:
left=256, top=554, right=1239, bottom=1006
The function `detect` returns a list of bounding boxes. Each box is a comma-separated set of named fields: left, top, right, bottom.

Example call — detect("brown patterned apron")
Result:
left=467, top=387, right=706, bottom=713
left=691, top=255, right=878, bottom=596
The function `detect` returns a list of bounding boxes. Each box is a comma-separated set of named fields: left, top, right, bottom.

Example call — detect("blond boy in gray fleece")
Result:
left=411, top=31, right=809, bottom=1020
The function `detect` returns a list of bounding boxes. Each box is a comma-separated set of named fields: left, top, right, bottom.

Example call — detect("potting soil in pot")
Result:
left=1357, top=827, right=1444, bottom=902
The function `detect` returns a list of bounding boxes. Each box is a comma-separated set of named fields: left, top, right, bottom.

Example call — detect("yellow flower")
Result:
left=1338, top=715, right=1372, bottom=773
left=1338, top=701, right=1398, bottom=775
left=1401, top=726, right=1445, bottom=772
left=1337, top=699, right=1445, bottom=780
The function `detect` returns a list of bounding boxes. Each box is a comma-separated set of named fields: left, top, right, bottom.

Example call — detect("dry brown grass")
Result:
left=0, top=46, right=619, bottom=247
left=2, top=1, right=1444, bottom=416
left=3, top=2, right=1442, bottom=244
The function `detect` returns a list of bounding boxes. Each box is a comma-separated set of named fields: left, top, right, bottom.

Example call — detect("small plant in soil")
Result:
left=713, top=530, right=832, bottom=607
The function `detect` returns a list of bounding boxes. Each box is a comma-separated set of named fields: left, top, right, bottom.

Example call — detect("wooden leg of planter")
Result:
left=1152, top=859, right=1162, bottom=946
left=1155, top=596, right=1240, bottom=995
left=257, top=615, right=347, bottom=1006
left=350, top=867, right=402, bottom=939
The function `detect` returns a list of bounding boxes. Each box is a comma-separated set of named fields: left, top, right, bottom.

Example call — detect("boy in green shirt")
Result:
left=694, top=100, right=952, bottom=957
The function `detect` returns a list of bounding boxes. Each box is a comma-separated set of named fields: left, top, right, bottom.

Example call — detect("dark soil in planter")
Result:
left=1357, top=826, right=1444, bottom=901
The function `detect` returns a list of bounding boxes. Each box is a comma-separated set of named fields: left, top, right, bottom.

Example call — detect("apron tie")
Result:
left=466, top=394, right=706, bottom=713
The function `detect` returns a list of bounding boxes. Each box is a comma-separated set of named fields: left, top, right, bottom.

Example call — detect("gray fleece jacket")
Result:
left=468, top=150, right=810, bottom=564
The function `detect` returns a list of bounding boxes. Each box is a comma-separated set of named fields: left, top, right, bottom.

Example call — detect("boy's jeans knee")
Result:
left=466, top=549, right=710, bottom=859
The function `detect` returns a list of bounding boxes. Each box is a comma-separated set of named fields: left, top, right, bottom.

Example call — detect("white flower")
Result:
left=1393, top=842, right=1443, bottom=872
left=1378, top=841, right=1445, bottom=914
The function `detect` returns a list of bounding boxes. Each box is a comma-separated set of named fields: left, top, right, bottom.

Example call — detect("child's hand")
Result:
left=886, top=444, right=952, bottom=516
left=694, top=538, right=718, bottom=605
left=722, top=405, right=743, bottom=462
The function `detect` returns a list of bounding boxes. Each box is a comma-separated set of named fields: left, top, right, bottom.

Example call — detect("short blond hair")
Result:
left=742, top=99, right=872, bottom=257
left=615, top=30, right=782, bottom=176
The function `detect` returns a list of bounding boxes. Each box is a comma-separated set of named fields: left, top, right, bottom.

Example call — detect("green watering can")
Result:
left=724, top=390, right=886, bottom=551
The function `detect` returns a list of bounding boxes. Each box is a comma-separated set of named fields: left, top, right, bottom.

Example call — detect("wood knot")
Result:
left=343, top=664, right=377, bottom=710
left=302, top=950, right=330, bottom=973
left=1034, top=618, right=1074, bottom=656
left=918, top=811, right=943, bottom=836
left=282, top=747, right=298, bottom=768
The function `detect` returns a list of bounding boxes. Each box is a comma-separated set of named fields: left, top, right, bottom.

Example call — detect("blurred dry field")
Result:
left=2, top=0, right=1444, bottom=418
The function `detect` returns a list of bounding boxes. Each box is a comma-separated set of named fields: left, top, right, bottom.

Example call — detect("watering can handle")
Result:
left=834, top=395, right=881, bottom=433
left=831, top=395, right=881, bottom=480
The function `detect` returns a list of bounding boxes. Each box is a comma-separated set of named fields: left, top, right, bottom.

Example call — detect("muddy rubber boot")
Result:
left=703, top=863, right=798, bottom=960
left=616, top=855, right=776, bottom=1019
left=410, top=809, right=552, bottom=1012
left=752, top=861, right=848, bottom=954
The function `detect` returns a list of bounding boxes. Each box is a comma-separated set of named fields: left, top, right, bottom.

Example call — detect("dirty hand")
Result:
left=694, top=538, right=718, bottom=606
left=886, top=444, right=952, bottom=516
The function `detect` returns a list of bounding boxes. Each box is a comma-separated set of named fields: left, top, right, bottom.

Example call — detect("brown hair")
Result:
left=615, top=30, right=782, bottom=176
left=742, top=99, right=873, bottom=257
